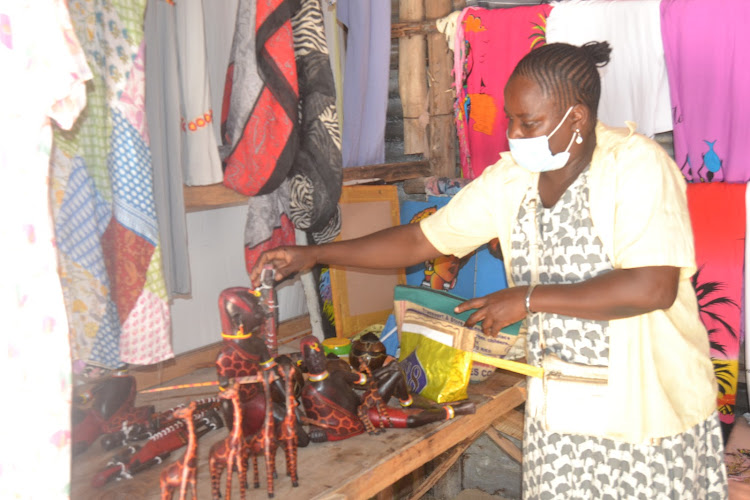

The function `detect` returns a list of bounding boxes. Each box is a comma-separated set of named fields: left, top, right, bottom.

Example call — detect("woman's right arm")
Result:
left=249, top=222, right=443, bottom=286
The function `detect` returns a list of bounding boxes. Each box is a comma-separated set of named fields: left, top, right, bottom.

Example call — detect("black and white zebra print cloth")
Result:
left=289, top=0, right=342, bottom=244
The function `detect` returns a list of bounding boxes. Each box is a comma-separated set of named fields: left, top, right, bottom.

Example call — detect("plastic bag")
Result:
left=394, top=285, right=519, bottom=403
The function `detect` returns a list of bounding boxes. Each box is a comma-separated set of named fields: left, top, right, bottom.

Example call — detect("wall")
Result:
left=170, top=205, right=307, bottom=355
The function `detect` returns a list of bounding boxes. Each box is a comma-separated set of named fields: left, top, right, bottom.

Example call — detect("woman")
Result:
left=251, top=42, right=727, bottom=498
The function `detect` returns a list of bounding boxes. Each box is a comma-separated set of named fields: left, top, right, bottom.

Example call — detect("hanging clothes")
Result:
left=243, top=0, right=342, bottom=275
left=52, top=0, right=173, bottom=369
left=221, top=0, right=299, bottom=196
left=337, top=0, right=391, bottom=167
left=687, top=182, right=746, bottom=428
left=288, top=0, right=342, bottom=243
left=0, top=0, right=91, bottom=497
left=661, top=0, right=750, bottom=183
left=453, top=5, right=552, bottom=179
left=144, top=0, right=190, bottom=296
left=546, top=0, right=672, bottom=138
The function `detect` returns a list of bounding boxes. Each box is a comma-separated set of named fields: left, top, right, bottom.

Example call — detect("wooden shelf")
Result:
left=71, top=369, right=525, bottom=500
left=183, top=160, right=431, bottom=212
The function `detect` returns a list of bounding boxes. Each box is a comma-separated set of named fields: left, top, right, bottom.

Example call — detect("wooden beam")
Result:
left=342, top=159, right=430, bottom=183
left=322, top=383, right=527, bottom=500
left=407, top=429, right=484, bottom=499
left=391, top=20, right=438, bottom=39
left=491, top=408, right=525, bottom=441
left=426, top=0, right=457, bottom=178
left=399, top=0, right=428, bottom=154
left=184, top=182, right=249, bottom=212
left=485, top=427, right=523, bottom=463
left=183, top=161, right=431, bottom=212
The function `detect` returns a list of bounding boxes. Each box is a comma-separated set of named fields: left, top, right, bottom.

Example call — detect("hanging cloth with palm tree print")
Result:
left=687, top=182, right=745, bottom=428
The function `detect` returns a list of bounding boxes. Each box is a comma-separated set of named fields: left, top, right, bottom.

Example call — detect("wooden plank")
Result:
left=342, top=160, right=431, bottom=183
left=318, top=383, right=527, bottom=500
left=484, top=427, right=523, bottom=464
left=491, top=408, right=525, bottom=441
left=425, top=0, right=457, bottom=178
left=183, top=161, right=431, bottom=212
left=71, top=370, right=525, bottom=500
left=183, top=182, right=248, bottom=212
left=408, top=429, right=483, bottom=499
left=391, top=20, right=439, bottom=38
left=399, top=0, right=428, bottom=154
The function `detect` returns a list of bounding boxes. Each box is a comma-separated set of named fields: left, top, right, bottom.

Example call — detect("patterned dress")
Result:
left=510, top=168, right=727, bottom=499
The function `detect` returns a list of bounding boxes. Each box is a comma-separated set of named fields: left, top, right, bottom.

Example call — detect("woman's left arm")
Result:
left=457, top=265, right=679, bottom=336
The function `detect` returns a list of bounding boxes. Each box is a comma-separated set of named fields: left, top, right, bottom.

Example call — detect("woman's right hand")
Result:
left=249, top=245, right=317, bottom=287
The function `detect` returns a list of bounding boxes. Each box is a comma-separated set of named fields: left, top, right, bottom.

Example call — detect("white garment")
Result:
left=546, top=0, right=672, bottom=137
left=175, top=0, right=223, bottom=185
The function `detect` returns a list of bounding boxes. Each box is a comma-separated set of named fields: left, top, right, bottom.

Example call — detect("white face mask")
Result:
left=507, top=106, right=577, bottom=173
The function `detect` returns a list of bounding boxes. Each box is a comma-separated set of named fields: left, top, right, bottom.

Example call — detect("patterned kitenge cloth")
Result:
left=687, top=183, right=746, bottom=426
left=52, top=0, right=173, bottom=368
left=511, top=169, right=727, bottom=498
left=661, top=0, right=750, bottom=182
left=452, top=5, right=552, bottom=179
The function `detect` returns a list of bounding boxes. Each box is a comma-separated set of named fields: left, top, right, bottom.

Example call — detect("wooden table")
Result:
left=71, top=368, right=526, bottom=500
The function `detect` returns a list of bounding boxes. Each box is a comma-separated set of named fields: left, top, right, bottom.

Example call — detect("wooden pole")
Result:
left=398, top=0, right=428, bottom=155
left=425, top=0, right=457, bottom=178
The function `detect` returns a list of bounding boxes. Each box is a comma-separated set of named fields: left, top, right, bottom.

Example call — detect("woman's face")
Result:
left=504, top=75, right=574, bottom=156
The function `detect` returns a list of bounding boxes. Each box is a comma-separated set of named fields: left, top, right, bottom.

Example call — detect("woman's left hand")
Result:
left=454, top=287, right=528, bottom=337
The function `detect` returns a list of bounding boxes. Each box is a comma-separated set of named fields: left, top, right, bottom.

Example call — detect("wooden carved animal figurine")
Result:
left=299, top=335, right=365, bottom=442
left=344, top=335, right=480, bottom=431
left=244, top=369, right=278, bottom=498
left=72, top=372, right=155, bottom=455
left=276, top=362, right=301, bottom=487
left=159, top=401, right=199, bottom=500
left=209, top=383, right=249, bottom=500
left=91, top=405, right=223, bottom=488
left=216, top=287, right=310, bottom=448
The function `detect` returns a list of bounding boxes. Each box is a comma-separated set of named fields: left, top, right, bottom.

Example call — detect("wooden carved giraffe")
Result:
left=244, top=369, right=277, bottom=498
left=159, top=401, right=199, bottom=500
left=209, top=383, right=249, bottom=500
left=277, top=362, right=300, bottom=487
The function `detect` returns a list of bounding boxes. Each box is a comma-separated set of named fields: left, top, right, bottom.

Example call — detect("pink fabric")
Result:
left=454, top=5, right=551, bottom=179
left=687, top=183, right=746, bottom=426
left=661, top=0, right=750, bottom=182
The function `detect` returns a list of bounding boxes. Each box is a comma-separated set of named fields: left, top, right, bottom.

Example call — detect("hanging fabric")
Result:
left=221, top=0, right=299, bottom=196
left=661, top=0, right=750, bottom=182
left=545, top=0, right=672, bottom=138
left=453, top=4, right=552, bottom=179
left=288, top=0, right=342, bottom=243
left=337, top=0, right=391, bottom=167
left=240, top=0, right=341, bottom=275
left=1, top=1, right=91, bottom=496
left=687, top=182, right=746, bottom=428
left=52, top=0, right=173, bottom=369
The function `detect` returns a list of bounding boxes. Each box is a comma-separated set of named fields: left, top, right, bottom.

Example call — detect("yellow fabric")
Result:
left=420, top=121, right=717, bottom=444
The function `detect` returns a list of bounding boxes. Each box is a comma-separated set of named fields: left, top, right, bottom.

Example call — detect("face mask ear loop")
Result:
left=547, top=106, right=574, bottom=140
left=562, top=129, right=577, bottom=154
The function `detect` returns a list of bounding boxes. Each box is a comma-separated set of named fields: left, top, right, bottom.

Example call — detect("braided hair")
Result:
left=510, top=41, right=612, bottom=120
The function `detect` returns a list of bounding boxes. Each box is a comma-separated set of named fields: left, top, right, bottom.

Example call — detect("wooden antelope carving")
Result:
left=159, top=401, right=199, bottom=500
left=245, top=369, right=277, bottom=497
left=209, top=383, right=248, bottom=500
left=277, top=362, right=300, bottom=487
